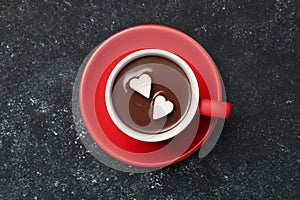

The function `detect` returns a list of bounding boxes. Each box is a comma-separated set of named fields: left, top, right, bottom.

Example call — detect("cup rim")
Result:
left=105, top=49, right=199, bottom=142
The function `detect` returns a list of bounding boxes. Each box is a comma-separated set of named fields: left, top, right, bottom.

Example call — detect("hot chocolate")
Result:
left=111, top=56, right=192, bottom=135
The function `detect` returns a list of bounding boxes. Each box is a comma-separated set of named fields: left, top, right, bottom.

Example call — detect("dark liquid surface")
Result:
left=111, top=56, right=192, bottom=134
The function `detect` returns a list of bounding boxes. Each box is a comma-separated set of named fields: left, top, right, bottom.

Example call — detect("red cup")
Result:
left=79, top=24, right=232, bottom=167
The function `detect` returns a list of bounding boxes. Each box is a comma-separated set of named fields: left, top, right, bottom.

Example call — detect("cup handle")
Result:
left=199, top=99, right=232, bottom=118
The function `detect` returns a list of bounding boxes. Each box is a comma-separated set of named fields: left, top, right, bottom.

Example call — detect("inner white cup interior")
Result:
left=105, top=49, right=199, bottom=142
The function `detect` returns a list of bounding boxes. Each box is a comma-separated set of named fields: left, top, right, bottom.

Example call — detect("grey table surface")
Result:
left=0, top=0, right=299, bottom=199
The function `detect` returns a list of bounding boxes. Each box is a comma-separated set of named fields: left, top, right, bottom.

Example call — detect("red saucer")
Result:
left=79, top=25, right=223, bottom=167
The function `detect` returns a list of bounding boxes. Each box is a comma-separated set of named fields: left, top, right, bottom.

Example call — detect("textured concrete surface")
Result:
left=0, top=0, right=299, bottom=199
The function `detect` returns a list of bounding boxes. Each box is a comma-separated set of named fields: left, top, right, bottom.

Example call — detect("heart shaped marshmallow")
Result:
left=153, top=95, right=174, bottom=120
left=129, top=74, right=152, bottom=98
